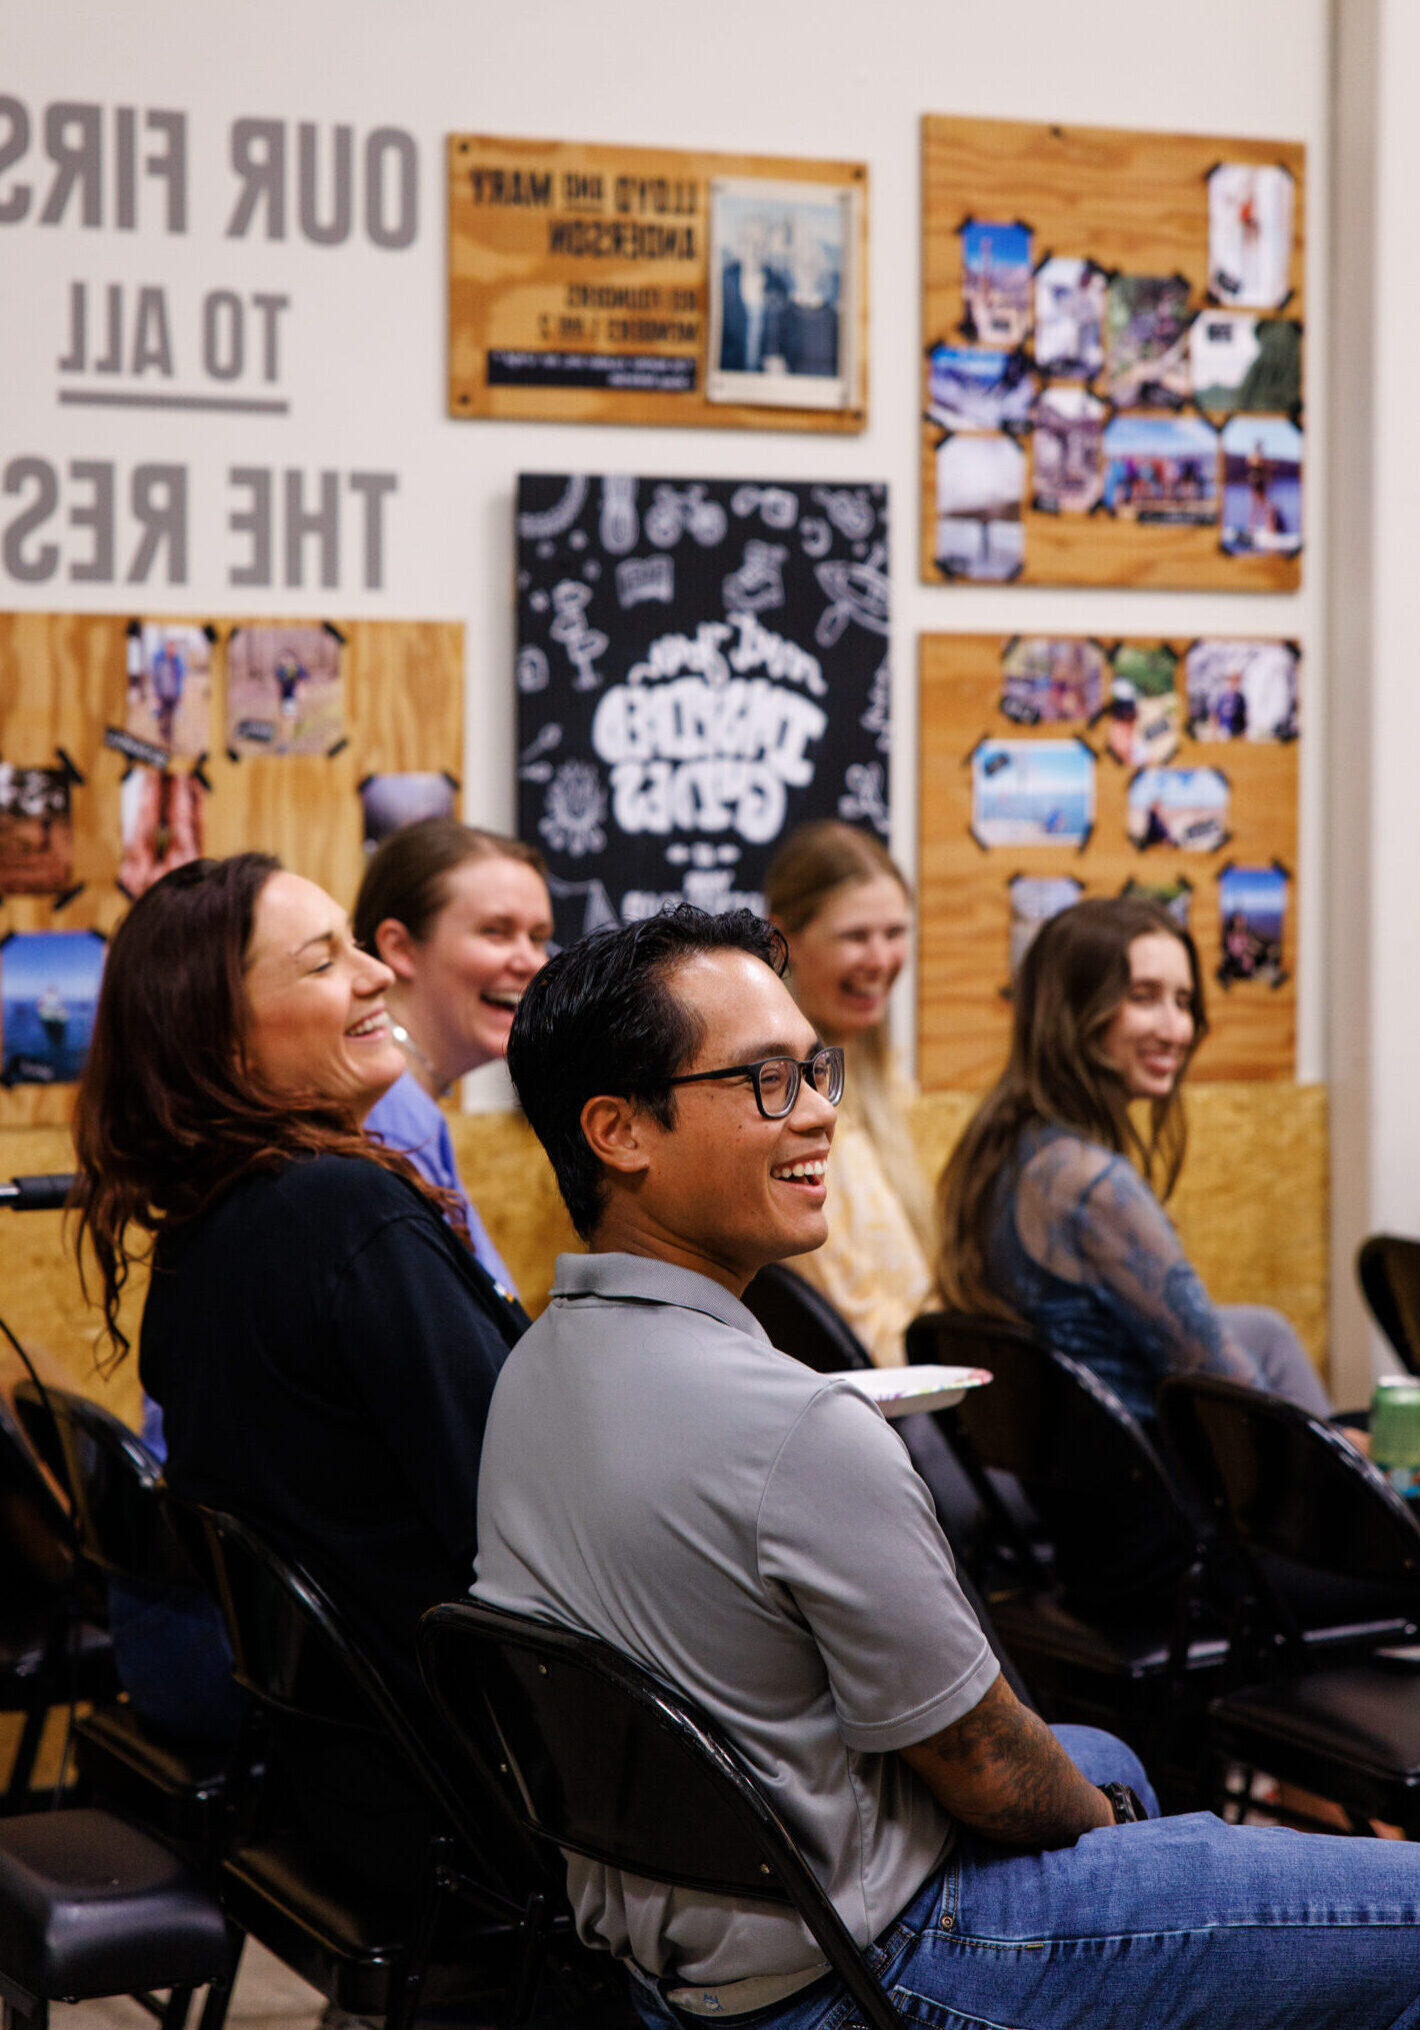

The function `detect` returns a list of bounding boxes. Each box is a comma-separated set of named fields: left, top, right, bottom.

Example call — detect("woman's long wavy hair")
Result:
left=766, top=820, right=935, bottom=1257
left=72, top=853, right=457, bottom=1360
left=937, top=895, right=1208, bottom=1317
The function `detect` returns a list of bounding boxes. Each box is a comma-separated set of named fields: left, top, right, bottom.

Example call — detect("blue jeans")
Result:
left=629, top=1727, right=1420, bottom=2030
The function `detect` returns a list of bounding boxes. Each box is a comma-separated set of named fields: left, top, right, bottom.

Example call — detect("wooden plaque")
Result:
left=917, top=632, right=1299, bottom=1089
left=921, top=115, right=1305, bottom=589
left=449, top=134, right=868, bottom=431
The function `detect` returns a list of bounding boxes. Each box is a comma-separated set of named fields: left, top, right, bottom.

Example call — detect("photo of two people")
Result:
left=708, top=179, right=856, bottom=411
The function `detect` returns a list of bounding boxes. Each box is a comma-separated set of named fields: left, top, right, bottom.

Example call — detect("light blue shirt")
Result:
left=364, top=1069, right=519, bottom=1299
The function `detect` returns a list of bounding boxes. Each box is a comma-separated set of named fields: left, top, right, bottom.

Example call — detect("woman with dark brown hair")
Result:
left=937, top=894, right=1328, bottom=1427
left=72, top=853, right=525, bottom=1726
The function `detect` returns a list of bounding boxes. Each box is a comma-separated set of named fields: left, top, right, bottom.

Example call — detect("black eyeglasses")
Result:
left=665, top=1046, right=845, bottom=1121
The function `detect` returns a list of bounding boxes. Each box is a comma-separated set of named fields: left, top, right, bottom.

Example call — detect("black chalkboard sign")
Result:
left=515, top=474, right=890, bottom=947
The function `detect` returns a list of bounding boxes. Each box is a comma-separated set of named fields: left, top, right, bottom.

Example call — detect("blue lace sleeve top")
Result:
left=983, top=1121, right=1263, bottom=1422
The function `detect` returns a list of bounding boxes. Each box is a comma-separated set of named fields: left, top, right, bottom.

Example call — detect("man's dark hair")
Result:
left=507, top=905, right=787, bottom=1240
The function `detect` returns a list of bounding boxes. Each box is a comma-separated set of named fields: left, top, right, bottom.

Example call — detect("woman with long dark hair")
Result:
left=937, top=894, right=1328, bottom=1425
left=72, top=853, right=525, bottom=1728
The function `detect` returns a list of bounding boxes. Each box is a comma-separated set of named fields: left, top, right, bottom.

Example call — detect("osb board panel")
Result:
left=0, top=1084, right=1328, bottom=1417
left=913, top=1082, right=1329, bottom=1373
left=918, top=633, right=1297, bottom=1088
left=0, top=612, right=461, bottom=1127
left=449, top=134, right=868, bottom=431
left=446, top=1109, right=581, bottom=1318
left=0, top=1123, right=144, bottom=1430
left=920, top=114, right=1305, bottom=588
left=0, top=1110, right=576, bottom=1435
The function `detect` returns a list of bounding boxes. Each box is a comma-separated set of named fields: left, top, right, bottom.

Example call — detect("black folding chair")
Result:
left=12, top=1382, right=236, bottom=1850
left=0, top=1805, right=239, bottom=2030
left=418, top=1599, right=905, bottom=2030
left=907, top=1312, right=1228, bottom=1803
left=1159, top=1372, right=1420, bottom=1833
left=1357, top=1234, right=1420, bottom=1377
left=742, top=1263, right=873, bottom=1372
left=182, top=1502, right=590, bottom=2030
left=0, top=1389, right=113, bottom=1812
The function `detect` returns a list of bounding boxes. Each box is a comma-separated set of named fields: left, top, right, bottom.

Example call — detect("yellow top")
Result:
left=788, top=1110, right=935, bottom=1369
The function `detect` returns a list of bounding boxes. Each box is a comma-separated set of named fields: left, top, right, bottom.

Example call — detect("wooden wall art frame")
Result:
left=920, top=114, right=1305, bottom=590
left=917, top=631, right=1299, bottom=1089
left=449, top=133, right=868, bottom=431
left=0, top=610, right=462, bottom=1126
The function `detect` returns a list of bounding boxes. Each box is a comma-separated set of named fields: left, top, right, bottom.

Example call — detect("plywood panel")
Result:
left=0, top=1084, right=1330, bottom=1414
left=918, top=633, right=1298, bottom=1088
left=449, top=134, right=868, bottom=432
left=921, top=114, right=1305, bottom=589
left=447, top=1110, right=580, bottom=1318
left=912, top=1082, right=1329, bottom=1373
left=0, top=612, right=462, bottom=1127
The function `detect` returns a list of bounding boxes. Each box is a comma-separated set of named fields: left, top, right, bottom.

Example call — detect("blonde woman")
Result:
left=766, top=821, right=936, bottom=1366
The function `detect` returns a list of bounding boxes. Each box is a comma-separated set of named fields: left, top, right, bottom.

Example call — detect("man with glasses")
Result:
left=474, top=904, right=1420, bottom=2030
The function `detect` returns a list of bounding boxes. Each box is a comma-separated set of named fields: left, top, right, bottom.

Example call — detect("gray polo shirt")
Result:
left=472, top=1252, right=997, bottom=1988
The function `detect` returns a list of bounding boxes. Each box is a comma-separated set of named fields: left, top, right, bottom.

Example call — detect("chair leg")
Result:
left=3, top=2002, right=49, bottom=2030
left=385, top=1858, right=452, bottom=2030
left=511, top=1893, right=549, bottom=2027
left=195, top=1925, right=246, bottom=2030
left=159, top=1985, right=195, bottom=2030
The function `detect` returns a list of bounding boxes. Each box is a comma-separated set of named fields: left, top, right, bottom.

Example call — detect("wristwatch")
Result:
left=1100, top=1781, right=1148, bottom=1825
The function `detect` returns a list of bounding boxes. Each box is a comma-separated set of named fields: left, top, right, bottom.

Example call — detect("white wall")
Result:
left=1325, top=0, right=1420, bottom=1400
left=8, top=0, right=1366, bottom=1331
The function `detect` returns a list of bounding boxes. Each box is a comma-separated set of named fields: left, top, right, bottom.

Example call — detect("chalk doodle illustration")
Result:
left=838, top=761, right=890, bottom=835
left=548, top=581, right=608, bottom=691
left=723, top=541, right=789, bottom=614
left=518, top=476, right=589, bottom=541
left=814, top=542, right=890, bottom=646
left=518, top=724, right=562, bottom=782
left=539, top=759, right=608, bottom=858
left=644, top=484, right=730, bottom=549
left=599, top=477, right=639, bottom=554
left=731, top=484, right=800, bottom=530
left=861, top=662, right=891, bottom=752
left=616, top=556, right=675, bottom=608
left=516, top=474, right=891, bottom=947
left=812, top=486, right=877, bottom=541
left=515, top=646, right=550, bottom=694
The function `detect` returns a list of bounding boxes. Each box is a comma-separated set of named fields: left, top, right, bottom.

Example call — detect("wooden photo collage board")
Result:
left=0, top=611, right=462, bottom=1126
left=448, top=135, right=868, bottom=432
left=921, top=115, right=1305, bottom=589
left=918, top=632, right=1299, bottom=1089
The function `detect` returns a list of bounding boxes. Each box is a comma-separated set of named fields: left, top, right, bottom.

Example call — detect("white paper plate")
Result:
left=839, top=1364, right=992, bottom=1419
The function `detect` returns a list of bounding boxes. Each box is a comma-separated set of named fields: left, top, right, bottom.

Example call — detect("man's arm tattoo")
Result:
left=904, top=1676, right=1111, bottom=1849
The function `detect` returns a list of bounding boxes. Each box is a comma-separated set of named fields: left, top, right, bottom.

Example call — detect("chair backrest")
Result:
left=907, top=1311, right=1203, bottom=1605
left=418, top=1599, right=902, bottom=2030
left=179, top=1498, right=537, bottom=1907
left=1357, top=1235, right=1420, bottom=1376
left=13, top=1381, right=197, bottom=1589
left=741, top=1264, right=873, bottom=1372
left=1158, top=1372, right=1420, bottom=1631
left=0, top=1386, right=73, bottom=1609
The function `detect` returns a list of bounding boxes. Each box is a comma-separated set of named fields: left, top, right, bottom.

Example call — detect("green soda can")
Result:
left=1369, top=1377, right=1420, bottom=1497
